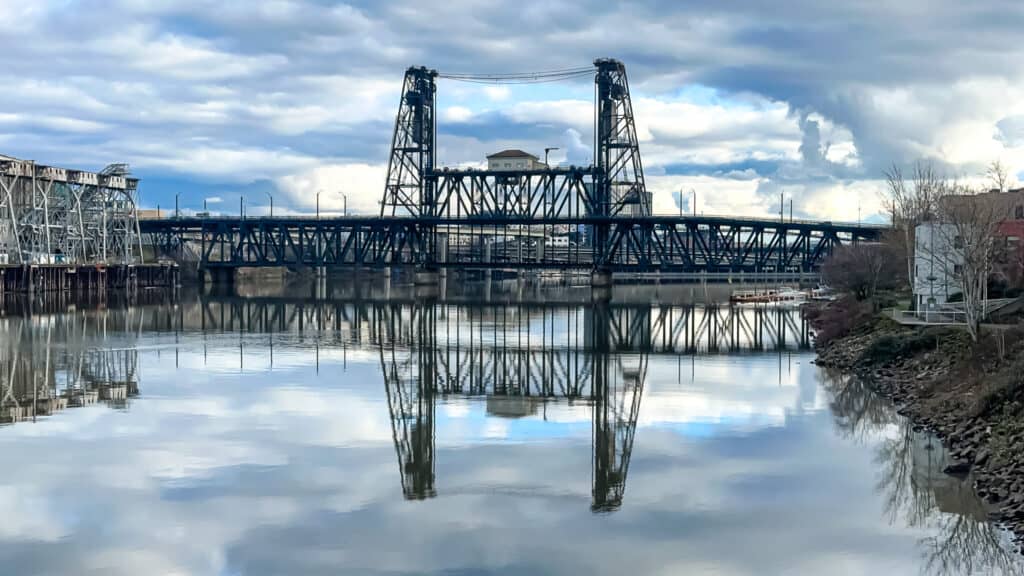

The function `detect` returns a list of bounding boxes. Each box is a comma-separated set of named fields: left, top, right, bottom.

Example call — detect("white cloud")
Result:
left=274, top=162, right=387, bottom=214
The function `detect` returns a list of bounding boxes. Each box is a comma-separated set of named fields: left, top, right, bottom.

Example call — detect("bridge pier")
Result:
left=203, top=267, right=236, bottom=288
left=413, top=266, right=440, bottom=299
left=591, top=269, right=613, bottom=300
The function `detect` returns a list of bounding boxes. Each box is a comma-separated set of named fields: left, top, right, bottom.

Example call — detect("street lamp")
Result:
left=175, top=192, right=180, bottom=219
left=691, top=188, right=697, bottom=217
left=265, top=191, right=274, bottom=218
left=316, top=190, right=321, bottom=220
left=340, top=191, right=347, bottom=216
left=544, top=147, right=560, bottom=168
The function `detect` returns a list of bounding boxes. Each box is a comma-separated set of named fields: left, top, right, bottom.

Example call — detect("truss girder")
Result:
left=143, top=217, right=875, bottom=273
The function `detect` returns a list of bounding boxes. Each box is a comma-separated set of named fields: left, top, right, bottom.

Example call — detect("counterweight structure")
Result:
left=0, top=155, right=142, bottom=265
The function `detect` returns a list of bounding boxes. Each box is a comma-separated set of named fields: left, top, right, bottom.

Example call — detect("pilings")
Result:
left=0, top=263, right=178, bottom=295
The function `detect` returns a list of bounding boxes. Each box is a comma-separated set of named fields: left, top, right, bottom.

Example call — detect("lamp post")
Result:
left=544, top=147, right=560, bottom=168
left=175, top=192, right=180, bottom=219
left=691, top=189, right=697, bottom=217
left=316, top=190, right=321, bottom=220
left=265, top=191, right=273, bottom=218
left=240, top=196, right=245, bottom=220
left=340, top=192, right=347, bottom=216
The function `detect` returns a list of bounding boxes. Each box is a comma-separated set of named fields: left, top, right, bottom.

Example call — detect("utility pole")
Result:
left=544, top=147, right=559, bottom=168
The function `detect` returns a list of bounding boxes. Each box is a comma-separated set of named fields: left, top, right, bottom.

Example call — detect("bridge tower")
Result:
left=594, top=58, right=649, bottom=218
left=381, top=66, right=439, bottom=218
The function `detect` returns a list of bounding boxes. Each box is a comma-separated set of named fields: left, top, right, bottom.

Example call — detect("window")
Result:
left=953, top=235, right=963, bottom=249
left=516, top=162, right=524, bottom=168
left=915, top=265, right=919, bottom=277
left=954, top=264, right=963, bottom=275
left=1016, top=205, right=1023, bottom=219
left=504, top=162, right=511, bottom=168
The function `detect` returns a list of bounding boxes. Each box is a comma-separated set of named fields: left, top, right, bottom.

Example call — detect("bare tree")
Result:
left=881, top=162, right=942, bottom=295
left=822, top=240, right=904, bottom=304
left=935, top=185, right=1009, bottom=341
left=985, top=159, right=1010, bottom=193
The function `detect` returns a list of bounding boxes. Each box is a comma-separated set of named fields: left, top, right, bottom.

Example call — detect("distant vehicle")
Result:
left=545, top=236, right=570, bottom=247
left=196, top=211, right=211, bottom=218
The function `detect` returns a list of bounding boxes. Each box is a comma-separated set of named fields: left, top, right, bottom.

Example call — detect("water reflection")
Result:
left=1, top=314, right=139, bottom=424
left=0, top=293, right=1021, bottom=575
left=824, top=371, right=1024, bottom=575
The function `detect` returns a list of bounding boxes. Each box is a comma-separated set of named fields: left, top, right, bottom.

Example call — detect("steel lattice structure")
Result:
left=380, top=59, right=649, bottom=221
left=143, top=214, right=879, bottom=273
left=0, top=155, right=142, bottom=265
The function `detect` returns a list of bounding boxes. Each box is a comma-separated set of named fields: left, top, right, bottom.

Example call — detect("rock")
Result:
left=975, top=449, right=991, bottom=466
left=944, top=461, right=971, bottom=475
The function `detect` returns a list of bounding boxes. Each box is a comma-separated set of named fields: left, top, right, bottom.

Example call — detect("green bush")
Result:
left=859, top=332, right=937, bottom=365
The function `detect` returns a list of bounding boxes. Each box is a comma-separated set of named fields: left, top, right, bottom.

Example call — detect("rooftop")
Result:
left=486, top=149, right=539, bottom=160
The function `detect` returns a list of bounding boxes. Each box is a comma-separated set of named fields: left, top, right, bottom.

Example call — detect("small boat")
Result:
left=730, top=286, right=808, bottom=306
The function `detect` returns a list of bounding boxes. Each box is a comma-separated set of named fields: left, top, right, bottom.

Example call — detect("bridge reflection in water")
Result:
left=366, top=301, right=809, bottom=511
left=142, top=296, right=809, bottom=510
left=3, top=296, right=809, bottom=514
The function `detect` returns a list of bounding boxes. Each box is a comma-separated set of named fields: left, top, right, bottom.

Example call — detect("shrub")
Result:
left=805, top=297, right=874, bottom=347
left=859, top=331, right=936, bottom=365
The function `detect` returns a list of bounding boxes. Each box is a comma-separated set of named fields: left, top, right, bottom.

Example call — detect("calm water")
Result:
left=1, top=287, right=1022, bottom=575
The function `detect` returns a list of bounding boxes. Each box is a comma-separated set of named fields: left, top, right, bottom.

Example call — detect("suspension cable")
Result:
left=438, top=66, right=594, bottom=84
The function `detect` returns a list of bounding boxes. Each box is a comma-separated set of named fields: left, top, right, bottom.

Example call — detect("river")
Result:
left=0, top=283, right=1021, bottom=575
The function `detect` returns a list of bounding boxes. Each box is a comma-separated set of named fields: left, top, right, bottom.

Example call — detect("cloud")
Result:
left=5, top=0, right=1024, bottom=220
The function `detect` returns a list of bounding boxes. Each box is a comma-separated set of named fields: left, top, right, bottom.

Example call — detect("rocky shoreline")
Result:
left=808, top=301, right=1024, bottom=551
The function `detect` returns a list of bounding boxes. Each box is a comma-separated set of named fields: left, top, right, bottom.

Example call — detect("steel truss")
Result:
left=0, top=156, right=142, bottom=265
left=382, top=67, right=438, bottom=218
left=143, top=215, right=878, bottom=272
left=381, top=59, right=648, bottom=220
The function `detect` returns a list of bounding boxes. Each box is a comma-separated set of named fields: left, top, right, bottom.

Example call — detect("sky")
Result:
left=4, top=1, right=1024, bottom=222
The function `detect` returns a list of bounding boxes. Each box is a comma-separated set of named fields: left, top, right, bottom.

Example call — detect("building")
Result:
left=914, top=188, right=1024, bottom=309
left=913, top=222, right=962, bottom=310
left=486, top=149, right=547, bottom=171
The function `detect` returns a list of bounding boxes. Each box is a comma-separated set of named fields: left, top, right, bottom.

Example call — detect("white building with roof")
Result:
left=913, top=221, right=963, bottom=310
left=486, top=149, right=546, bottom=171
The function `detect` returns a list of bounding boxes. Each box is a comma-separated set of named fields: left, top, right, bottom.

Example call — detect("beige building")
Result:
left=486, top=149, right=547, bottom=171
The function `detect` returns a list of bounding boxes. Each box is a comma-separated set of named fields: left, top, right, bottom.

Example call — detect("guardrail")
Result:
left=888, top=309, right=968, bottom=325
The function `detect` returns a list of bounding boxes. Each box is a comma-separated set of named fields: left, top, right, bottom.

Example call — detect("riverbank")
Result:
left=808, top=299, right=1024, bottom=550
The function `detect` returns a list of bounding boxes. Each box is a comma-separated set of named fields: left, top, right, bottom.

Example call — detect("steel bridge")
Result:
left=142, top=214, right=879, bottom=274
left=142, top=59, right=882, bottom=276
